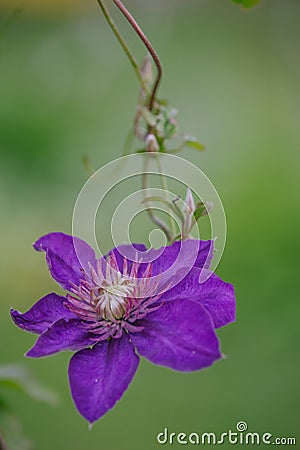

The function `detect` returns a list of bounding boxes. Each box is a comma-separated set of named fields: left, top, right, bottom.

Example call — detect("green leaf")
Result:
left=232, top=0, right=261, bottom=8
left=193, top=201, right=213, bottom=221
left=184, top=137, right=205, bottom=151
left=193, top=203, right=207, bottom=221
left=0, top=365, right=59, bottom=406
left=157, top=98, right=169, bottom=107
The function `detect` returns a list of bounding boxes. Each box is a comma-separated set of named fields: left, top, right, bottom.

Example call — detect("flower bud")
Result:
left=182, top=187, right=196, bottom=238
left=183, top=187, right=196, bottom=214
left=145, top=133, right=159, bottom=152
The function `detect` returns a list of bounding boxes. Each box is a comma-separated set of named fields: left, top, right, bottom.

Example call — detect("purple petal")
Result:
left=34, top=232, right=96, bottom=291
left=161, top=268, right=236, bottom=328
left=110, top=240, right=213, bottom=277
left=26, top=319, right=95, bottom=358
left=147, top=239, right=214, bottom=275
left=68, top=333, right=139, bottom=423
left=136, top=240, right=214, bottom=295
left=10, top=293, right=75, bottom=335
left=131, top=298, right=221, bottom=372
left=197, top=273, right=236, bottom=328
left=194, top=240, right=214, bottom=269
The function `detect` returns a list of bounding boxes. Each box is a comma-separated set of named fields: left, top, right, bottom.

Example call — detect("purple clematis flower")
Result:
left=11, top=233, right=235, bottom=424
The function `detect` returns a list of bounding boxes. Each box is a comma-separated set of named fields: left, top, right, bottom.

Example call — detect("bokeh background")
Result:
left=1, top=0, right=299, bottom=449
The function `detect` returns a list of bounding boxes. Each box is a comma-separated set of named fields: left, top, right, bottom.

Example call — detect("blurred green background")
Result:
left=0, top=0, right=299, bottom=448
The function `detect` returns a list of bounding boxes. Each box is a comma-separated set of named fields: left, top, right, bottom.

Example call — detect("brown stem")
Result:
left=112, top=0, right=162, bottom=111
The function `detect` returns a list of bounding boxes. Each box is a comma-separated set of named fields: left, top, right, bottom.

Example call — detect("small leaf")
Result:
left=184, top=137, right=205, bottom=151
left=232, top=0, right=260, bottom=8
left=193, top=201, right=213, bottom=221
left=194, top=207, right=206, bottom=221
left=157, top=99, right=169, bottom=107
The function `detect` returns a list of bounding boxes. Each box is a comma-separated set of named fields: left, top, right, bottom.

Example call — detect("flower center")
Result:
left=66, top=255, right=164, bottom=340
left=93, top=276, right=136, bottom=322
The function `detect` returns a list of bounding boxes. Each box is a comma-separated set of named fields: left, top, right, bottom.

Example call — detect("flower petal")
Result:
left=68, top=333, right=139, bottom=423
left=196, top=273, right=236, bottom=328
left=26, top=319, right=95, bottom=358
left=33, top=232, right=96, bottom=291
left=109, top=240, right=213, bottom=277
left=10, top=293, right=75, bottom=335
left=148, top=239, right=214, bottom=275
left=194, top=240, right=214, bottom=269
left=161, top=268, right=236, bottom=328
left=131, top=298, right=221, bottom=372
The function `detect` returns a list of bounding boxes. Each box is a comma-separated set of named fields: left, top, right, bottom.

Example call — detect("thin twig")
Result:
left=112, top=0, right=162, bottom=111
left=96, top=0, right=170, bottom=241
left=96, top=0, right=148, bottom=92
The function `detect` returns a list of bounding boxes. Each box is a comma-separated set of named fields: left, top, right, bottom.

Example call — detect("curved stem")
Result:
left=112, top=0, right=162, bottom=111
left=96, top=0, right=168, bottom=240
left=96, top=0, right=148, bottom=92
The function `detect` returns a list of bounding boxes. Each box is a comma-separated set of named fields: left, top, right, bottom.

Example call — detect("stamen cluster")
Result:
left=66, top=253, right=162, bottom=340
